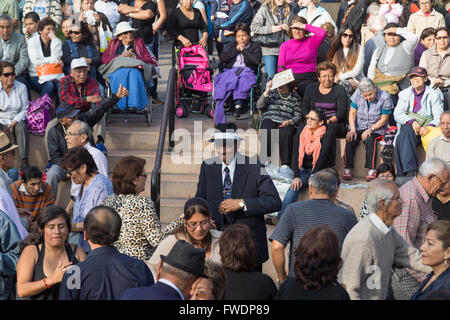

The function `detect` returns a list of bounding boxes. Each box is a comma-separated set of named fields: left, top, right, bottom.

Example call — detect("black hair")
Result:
left=24, top=12, right=40, bottom=23
left=22, top=166, right=43, bottom=183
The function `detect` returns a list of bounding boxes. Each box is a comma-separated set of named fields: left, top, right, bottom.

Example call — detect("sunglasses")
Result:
left=1, top=72, right=15, bottom=77
left=69, top=31, right=82, bottom=35
left=436, top=36, right=449, bottom=40
left=385, top=32, right=399, bottom=37
left=342, top=33, right=353, bottom=39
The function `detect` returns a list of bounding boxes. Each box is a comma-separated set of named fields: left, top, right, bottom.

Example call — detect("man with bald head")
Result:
left=59, top=206, right=154, bottom=300
left=426, top=111, right=450, bottom=165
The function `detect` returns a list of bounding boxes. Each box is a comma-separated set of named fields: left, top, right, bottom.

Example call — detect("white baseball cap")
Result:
left=71, top=58, right=89, bottom=70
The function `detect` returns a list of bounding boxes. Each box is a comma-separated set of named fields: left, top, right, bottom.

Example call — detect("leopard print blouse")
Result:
left=102, top=194, right=183, bottom=261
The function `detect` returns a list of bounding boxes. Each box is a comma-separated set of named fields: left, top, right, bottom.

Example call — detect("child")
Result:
left=379, top=0, right=403, bottom=24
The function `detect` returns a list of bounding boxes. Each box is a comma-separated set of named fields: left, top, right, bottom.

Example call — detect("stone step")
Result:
left=160, top=198, right=186, bottom=224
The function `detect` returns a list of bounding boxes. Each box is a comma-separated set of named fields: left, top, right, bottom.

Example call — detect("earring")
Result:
left=445, top=259, right=449, bottom=267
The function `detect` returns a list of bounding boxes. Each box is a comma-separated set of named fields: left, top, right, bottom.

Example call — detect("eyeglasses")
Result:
left=342, top=33, right=353, bottom=39
left=1, top=72, right=15, bottom=77
left=64, top=166, right=80, bottom=177
left=291, top=27, right=304, bottom=32
left=385, top=32, right=399, bottom=37
left=419, top=2, right=431, bottom=5
left=433, top=175, right=448, bottom=190
left=436, top=36, right=449, bottom=40
left=378, top=174, right=394, bottom=179
left=138, top=173, right=147, bottom=178
left=439, top=121, right=450, bottom=127
left=69, top=31, right=82, bottom=35
left=65, top=132, right=81, bottom=137
left=305, top=116, right=319, bottom=121
left=185, top=219, right=209, bottom=229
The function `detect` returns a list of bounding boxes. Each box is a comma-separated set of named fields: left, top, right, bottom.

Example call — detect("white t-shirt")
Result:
left=95, top=0, right=120, bottom=32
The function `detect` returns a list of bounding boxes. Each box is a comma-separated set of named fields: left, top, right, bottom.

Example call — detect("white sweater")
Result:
left=27, top=35, right=63, bottom=83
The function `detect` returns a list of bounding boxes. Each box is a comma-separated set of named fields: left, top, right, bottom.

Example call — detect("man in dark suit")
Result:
left=195, top=123, right=282, bottom=271
left=120, top=240, right=207, bottom=300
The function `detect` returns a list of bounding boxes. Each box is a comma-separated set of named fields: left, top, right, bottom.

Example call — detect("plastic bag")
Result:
left=421, top=126, right=442, bottom=152
left=26, top=94, right=54, bottom=135
left=35, top=63, right=63, bottom=77
left=99, top=22, right=113, bottom=53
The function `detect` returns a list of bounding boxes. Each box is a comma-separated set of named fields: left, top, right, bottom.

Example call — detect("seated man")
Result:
left=46, top=84, right=128, bottom=197
left=426, top=110, right=450, bottom=165
left=23, top=11, right=40, bottom=41
left=0, top=15, right=31, bottom=99
left=394, top=67, right=444, bottom=176
left=0, top=132, right=16, bottom=196
left=0, top=61, right=29, bottom=169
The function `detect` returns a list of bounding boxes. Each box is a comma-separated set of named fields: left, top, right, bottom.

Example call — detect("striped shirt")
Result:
left=11, top=180, right=55, bottom=217
left=269, top=199, right=357, bottom=277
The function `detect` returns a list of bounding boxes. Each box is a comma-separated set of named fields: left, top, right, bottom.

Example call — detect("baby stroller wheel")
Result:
left=204, top=105, right=214, bottom=119
left=176, top=104, right=189, bottom=118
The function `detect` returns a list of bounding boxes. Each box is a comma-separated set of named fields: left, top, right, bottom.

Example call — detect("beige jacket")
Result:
left=407, top=9, right=445, bottom=38
left=419, top=45, right=450, bottom=87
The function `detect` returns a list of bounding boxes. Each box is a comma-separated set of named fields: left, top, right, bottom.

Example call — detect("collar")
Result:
left=412, top=86, right=426, bottom=97
left=431, top=44, right=450, bottom=56
left=19, top=181, right=43, bottom=195
left=1, top=37, right=11, bottom=44
left=369, top=213, right=391, bottom=234
left=440, top=135, right=450, bottom=142
left=158, top=279, right=185, bottom=300
left=412, top=176, right=431, bottom=203
left=221, top=155, right=237, bottom=173
left=0, top=81, right=17, bottom=92
left=86, top=245, right=118, bottom=258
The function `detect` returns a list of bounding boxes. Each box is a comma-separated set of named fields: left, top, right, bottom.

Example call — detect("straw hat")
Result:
left=0, top=132, right=18, bottom=155
left=114, top=21, right=137, bottom=37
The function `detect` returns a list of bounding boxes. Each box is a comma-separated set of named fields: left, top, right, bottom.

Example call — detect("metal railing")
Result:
left=151, top=67, right=177, bottom=218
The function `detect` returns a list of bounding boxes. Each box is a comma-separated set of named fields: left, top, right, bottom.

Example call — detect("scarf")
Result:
left=298, top=125, right=327, bottom=170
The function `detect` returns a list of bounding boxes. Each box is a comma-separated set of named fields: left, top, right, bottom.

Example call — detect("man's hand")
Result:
left=432, top=79, right=444, bottom=88
left=17, top=208, right=32, bottom=218
left=115, top=84, right=129, bottom=99
left=86, top=95, right=102, bottom=103
left=361, top=128, right=372, bottom=141
left=219, top=199, right=243, bottom=214
left=346, top=129, right=357, bottom=142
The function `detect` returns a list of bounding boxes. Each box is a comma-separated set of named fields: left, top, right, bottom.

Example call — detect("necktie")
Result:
left=223, top=167, right=233, bottom=224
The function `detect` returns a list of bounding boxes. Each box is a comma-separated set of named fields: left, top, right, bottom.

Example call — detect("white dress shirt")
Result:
left=369, top=213, right=391, bottom=234
left=0, top=80, right=29, bottom=126
left=0, top=187, right=29, bottom=240
left=158, top=279, right=185, bottom=300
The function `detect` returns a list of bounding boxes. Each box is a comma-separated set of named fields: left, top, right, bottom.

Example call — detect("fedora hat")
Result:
left=114, top=21, right=137, bottom=37
left=160, top=240, right=207, bottom=278
left=209, top=123, right=244, bottom=142
left=0, top=132, right=18, bottom=155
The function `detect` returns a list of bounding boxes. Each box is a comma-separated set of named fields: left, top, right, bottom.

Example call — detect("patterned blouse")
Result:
left=102, top=194, right=183, bottom=261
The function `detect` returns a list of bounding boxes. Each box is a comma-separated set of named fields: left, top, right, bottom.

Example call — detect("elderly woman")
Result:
left=394, top=67, right=444, bottom=176
left=368, top=23, right=418, bottom=107
left=0, top=61, right=29, bottom=169
left=220, top=224, right=277, bottom=300
left=147, top=197, right=220, bottom=279
left=343, top=78, right=394, bottom=181
left=16, top=206, right=86, bottom=300
left=302, top=61, right=348, bottom=138
left=215, top=23, right=262, bottom=120
left=419, top=27, right=450, bottom=111
left=60, top=147, right=113, bottom=253
left=62, top=21, right=100, bottom=79
left=277, top=15, right=326, bottom=97
left=250, top=0, right=291, bottom=81
left=414, top=27, right=435, bottom=66
left=411, top=220, right=450, bottom=300
left=102, top=156, right=183, bottom=262
left=276, top=226, right=350, bottom=300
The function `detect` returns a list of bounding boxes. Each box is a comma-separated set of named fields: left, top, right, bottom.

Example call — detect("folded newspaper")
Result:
left=271, top=69, right=295, bottom=89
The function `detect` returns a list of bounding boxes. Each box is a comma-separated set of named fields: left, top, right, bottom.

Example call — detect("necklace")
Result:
left=278, top=90, right=291, bottom=100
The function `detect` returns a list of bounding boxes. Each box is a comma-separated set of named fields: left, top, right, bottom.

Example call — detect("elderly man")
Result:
left=196, top=122, right=282, bottom=272
left=0, top=15, right=30, bottom=98
left=0, top=132, right=17, bottom=196
left=120, top=240, right=206, bottom=300
left=426, top=111, right=450, bottom=164
left=270, top=170, right=358, bottom=284
left=340, top=179, right=432, bottom=300
left=343, top=78, right=393, bottom=181
left=394, top=67, right=444, bottom=177
left=59, top=206, right=154, bottom=300
left=0, top=61, right=29, bottom=169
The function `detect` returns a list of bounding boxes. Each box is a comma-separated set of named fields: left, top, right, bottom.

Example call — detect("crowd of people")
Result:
left=0, top=0, right=450, bottom=302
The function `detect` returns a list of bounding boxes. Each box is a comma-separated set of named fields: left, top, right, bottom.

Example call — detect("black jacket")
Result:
left=47, top=94, right=119, bottom=165
left=220, top=41, right=262, bottom=74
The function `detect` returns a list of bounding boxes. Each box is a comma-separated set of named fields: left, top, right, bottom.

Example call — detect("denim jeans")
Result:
left=29, top=76, right=60, bottom=105
left=262, top=55, right=278, bottom=80
left=277, top=168, right=313, bottom=218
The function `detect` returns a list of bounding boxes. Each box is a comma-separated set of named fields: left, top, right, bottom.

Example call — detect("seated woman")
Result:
left=215, top=22, right=262, bottom=121
left=102, top=156, right=183, bottom=262
left=257, top=78, right=301, bottom=168
left=419, top=27, right=450, bottom=111
left=219, top=224, right=277, bottom=300
left=277, top=109, right=336, bottom=218
left=191, top=260, right=227, bottom=300
left=327, top=26, right=365, bottom=98
left=16, top=206, right=86, bottom=300
left=277, top=15, right=326, bottom=97
left=62, top=21, right=100, bottom=80
left=414, top=27, right=435, bottom=66
left=393, top=67, right=443, bottom=176
left=27, top=17, right=64, bottom=101
left=343, top=78, right=393, bottom=181
left=411, top=220, right=450, bottom=300
left=275, top=226, right=350, bottom=300
left=302, top=61, right=348, bottom=138
left=147, top=197, right=221, bottom=279
left=60, top=147, right=113, bottom=253
left=11, top=166, right=55, bottom=225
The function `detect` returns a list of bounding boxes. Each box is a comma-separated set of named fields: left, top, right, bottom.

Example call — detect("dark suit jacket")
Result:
left=195, top=153, right=282, bottom=265
left=120, top=281, right=183, bottom=300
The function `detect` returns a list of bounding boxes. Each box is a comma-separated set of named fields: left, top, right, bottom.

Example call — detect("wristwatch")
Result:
left=239, top=199, right=245, bottom=209
left=370, top=127, right=375, bottom=132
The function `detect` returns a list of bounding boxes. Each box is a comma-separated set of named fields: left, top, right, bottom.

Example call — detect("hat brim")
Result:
left=0, top=143, right=18, bottom=155
left=114, top=28, right=138, bottom=37
left=57, top=109, right=80, bottom=119
left=160, top=254, right=208, bottom=278
left=408, top=73, right=427, bottom=78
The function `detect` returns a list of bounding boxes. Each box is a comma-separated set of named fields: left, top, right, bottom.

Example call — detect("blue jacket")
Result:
left=62, top=40, right=101, bottom=79
left=215, top=0, right=253, bottom=30
left=0, top=210, right=21, bottom=300
left=410, top=268, right=450, bottom=300
left=120, top=280, right=184, bottom=300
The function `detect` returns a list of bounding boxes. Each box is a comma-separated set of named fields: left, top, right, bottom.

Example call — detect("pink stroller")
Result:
left=175, top=45, right=214, bottom=118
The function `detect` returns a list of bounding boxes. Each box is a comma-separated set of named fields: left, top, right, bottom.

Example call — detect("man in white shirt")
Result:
left=23, top=11, right=40, bottom=41
left=0, top=132, right=16, bottom=196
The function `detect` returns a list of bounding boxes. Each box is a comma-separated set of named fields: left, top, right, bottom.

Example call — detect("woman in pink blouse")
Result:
left=277, top=15, right=326, bottom=98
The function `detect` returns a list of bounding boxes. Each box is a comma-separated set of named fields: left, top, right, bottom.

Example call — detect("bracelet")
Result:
left=43, top=277, right=51, bottom=289
left=129, top=12, right=133, bottom=18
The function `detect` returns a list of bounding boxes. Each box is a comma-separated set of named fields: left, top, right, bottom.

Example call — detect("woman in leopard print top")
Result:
left=102, top=156, right=183, bottom=261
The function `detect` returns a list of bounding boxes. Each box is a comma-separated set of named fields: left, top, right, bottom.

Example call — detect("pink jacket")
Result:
left=101, top=37, right=154, bottom=65
left=277, top=24, right=326, bottom=74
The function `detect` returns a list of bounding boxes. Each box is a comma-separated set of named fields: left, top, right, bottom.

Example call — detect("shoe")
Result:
left=152, top=97, right=164, bottom=105
left=234, top=105, right=241, bottom=118
left=366, top=169, right=377, bottom=181
left=342, top=168, right=353, bottom=180
left=406, top=170, right=416, bottom=177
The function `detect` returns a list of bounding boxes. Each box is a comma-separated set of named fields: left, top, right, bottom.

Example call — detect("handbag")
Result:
left=26, top=94, right=54, bottom=135
left=99, top=22, right=113, bottom=53
left=35, top=63, right=63, bottom=77
left=252, top=31, right=282, bottom=48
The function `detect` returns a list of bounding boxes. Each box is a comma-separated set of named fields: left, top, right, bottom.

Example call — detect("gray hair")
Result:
left=308, top=170, right=339, bottom=197
left=367, top=15, right=387, bottom=33
left=418, top=158, right=448, bottom=177
left=365, top=179, right=397, bottom=213
left=358, top=78, right=377, bottom=93
left=162, top=262, right=197, bottom=283
left=71, top=120, right=95, bottom=145
left=0, top=15, right=13, bottom=27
